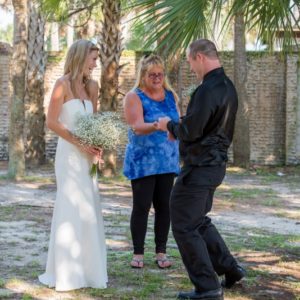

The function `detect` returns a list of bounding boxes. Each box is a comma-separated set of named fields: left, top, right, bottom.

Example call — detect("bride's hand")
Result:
left=94, top=148, right=104, bottom=166
left=78, top=144, right=100, bottom=155
left=72, top=135, right=97, bottom=155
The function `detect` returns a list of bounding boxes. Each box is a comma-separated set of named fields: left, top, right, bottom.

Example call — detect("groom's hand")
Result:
left=157, top=117, right=171, bottom=131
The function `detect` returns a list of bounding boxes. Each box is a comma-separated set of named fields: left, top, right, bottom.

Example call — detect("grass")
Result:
left=0, top=205, right=52, bottom=223
left=99, top=172, right=130, bottom=185
left=0, top=174, right=55, bottom=184
left=0, top=278, right=5, bottom=288
left=22, top=294, right=33, bottom=300
left=0, top=166, right=300, bottom=299
left=216, top=186, right=280, bottom=207
left=274, top=210, right=300, bottom=220
left=1, top=217, right=299, bottom=299
left=222, top=227, right=300, bottom=255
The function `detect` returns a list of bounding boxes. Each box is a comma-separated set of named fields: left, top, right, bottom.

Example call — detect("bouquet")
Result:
left=74, top=111, right=128, bottom=177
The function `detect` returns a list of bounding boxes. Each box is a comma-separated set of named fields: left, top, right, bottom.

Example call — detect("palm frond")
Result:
left=38, top=0, right=100, bottom=22
left=230, top=0, right=299, bottom=51
left=129, top=0, right=216, bottom=56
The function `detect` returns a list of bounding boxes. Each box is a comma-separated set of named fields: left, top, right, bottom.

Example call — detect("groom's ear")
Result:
left=196, top=52, right=205, bottom=62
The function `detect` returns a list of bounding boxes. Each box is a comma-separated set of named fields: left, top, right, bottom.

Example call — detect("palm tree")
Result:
left=228, top=0, right=298, bottom=166
left=41, top=0, right=125, bottom=175
left=98, top=0, right=123, bottom=175
left=99, top=0, right=123, bottom=112
left=40, top=0, right=124, bottom=113
left=130, top=0, right=299, bottom=167
left=25, top=1, right=46, bottom=166
left=233, top=12, right=250, bottom=167
left=8, top=0, right=28, bottom=179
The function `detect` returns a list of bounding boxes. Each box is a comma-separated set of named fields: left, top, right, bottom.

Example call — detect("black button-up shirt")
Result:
left=167, top=67, right=238, bottom=167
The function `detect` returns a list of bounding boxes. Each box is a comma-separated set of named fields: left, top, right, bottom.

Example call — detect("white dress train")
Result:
left=39, top=99, right=107, bottom=291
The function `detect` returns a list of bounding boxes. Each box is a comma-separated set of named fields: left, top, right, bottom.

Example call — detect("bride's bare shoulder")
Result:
left=52, top=75, right=71, bottom=95
left=86, top=79, right=98, bottom=93
left=55, top=75, right=70, bottom=87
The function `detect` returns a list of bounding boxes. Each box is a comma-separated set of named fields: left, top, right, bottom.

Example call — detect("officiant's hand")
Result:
left=157, top=117, right=171, bottom=131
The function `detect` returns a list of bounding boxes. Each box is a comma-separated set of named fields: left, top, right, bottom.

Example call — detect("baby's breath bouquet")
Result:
left=74, top=111, right=128, bottom=177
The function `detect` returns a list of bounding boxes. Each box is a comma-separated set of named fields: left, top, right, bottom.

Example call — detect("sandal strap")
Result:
left=156, top=258, right=169, bottom=263
left=132, top=258, right=143, bottom=263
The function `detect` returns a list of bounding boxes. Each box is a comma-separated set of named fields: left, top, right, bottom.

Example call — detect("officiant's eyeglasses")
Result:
left=148, top=72, right=164, bottom=80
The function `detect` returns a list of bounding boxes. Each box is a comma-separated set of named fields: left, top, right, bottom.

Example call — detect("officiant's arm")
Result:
left=123, top=92, right=158, bottom=135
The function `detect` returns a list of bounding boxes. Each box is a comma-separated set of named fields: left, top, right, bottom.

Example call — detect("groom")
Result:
left=157, top=39, right=246, bottom=300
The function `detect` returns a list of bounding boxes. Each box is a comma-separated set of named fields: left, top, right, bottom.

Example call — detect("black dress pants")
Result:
left=170, top=165, right=237, bottom=292
left=131, top=173, right=175, bottom=254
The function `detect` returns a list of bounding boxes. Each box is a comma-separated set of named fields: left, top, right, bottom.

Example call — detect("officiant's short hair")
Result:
left=188, top=39, right=219, bottom=59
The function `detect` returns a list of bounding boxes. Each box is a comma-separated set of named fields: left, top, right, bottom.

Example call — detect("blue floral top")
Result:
left=123, top=88, right=180, bottom=180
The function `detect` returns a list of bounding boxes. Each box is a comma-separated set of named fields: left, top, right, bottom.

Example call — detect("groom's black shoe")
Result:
left=177, top=288, right=223, bottom=299
left=221, top=265, right=246, bottom=289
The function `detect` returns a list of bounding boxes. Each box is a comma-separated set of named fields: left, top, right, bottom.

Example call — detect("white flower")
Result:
left=74, top=111, right=128, bottom=150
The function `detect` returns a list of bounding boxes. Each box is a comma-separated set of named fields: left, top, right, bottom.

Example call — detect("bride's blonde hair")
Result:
left=133, top=54, right=179, bottom=102
left=64, top=39, right=99, bottom=97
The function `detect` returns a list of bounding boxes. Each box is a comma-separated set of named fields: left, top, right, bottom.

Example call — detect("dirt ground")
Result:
left=0, top=162, right=299, bottom=300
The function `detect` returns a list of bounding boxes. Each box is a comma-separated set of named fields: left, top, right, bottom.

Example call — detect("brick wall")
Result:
left=222, top=53, right=287, bottom=165
left=286, top=55, right=300, bottom=164
left=0, top=43, right=12, bottom=160
left=1, top=45, right=300, bottom=165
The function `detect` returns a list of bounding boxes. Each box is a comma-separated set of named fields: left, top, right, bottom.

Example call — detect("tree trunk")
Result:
left=99, top=0, right=123, bottom=175
left=166, top=52, right=182, bottom=112
left=99, top=0, right=123, bottom=112
left=24, top=1, right=46, bottom=166
left=233, top=12, right=250, bottom=168
left=8, top=0, right=28, bottom=179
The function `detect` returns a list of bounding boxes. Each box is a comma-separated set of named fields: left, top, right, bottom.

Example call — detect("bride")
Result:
left=39, top=39, right=107, bottom=291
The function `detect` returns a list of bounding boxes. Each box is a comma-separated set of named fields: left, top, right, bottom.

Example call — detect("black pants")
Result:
left=170, top=165, right=237, bottom=292
left=130, top=173, right=175, bottom=254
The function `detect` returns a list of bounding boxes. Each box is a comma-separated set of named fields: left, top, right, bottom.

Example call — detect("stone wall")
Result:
left=1, top=46, right=300, bottom=165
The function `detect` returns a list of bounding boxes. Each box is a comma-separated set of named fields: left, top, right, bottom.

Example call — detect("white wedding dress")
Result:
left=39, top=99, right=107, bottom=291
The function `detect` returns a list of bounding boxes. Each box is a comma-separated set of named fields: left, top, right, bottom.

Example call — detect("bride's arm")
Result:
left=46, top=79, right=76, bottom=144
left=46, top=79, right=98, bottom=155
left=86, top=80, right=102, bottom=160
left=86, top=80, right=99, bottom=113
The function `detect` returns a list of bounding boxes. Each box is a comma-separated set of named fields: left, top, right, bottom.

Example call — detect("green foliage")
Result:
left=0, top=24, right=13, bottom=45
left=130, top=0, right=300, bottom=56
left=39, top=0, right=100, bottom=22
left=229, top=0, right=299, bottom=51
left=125, top=21, right=155, bottom=51
left=129, top=0, right=214, bottom=55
